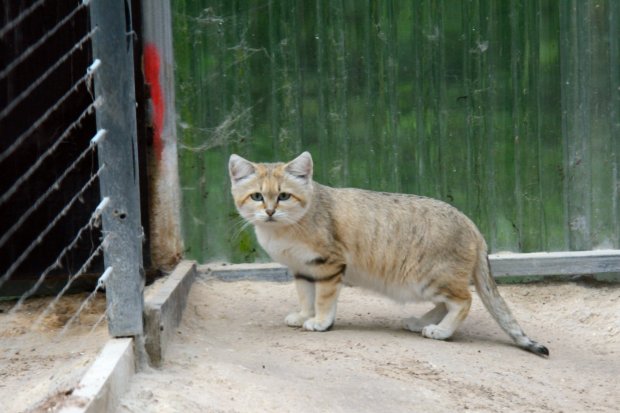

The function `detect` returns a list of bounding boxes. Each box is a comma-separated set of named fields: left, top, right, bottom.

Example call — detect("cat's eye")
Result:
left=278, top=192, right=291, bottom=201
left=250, top=192, right=263, bottom=201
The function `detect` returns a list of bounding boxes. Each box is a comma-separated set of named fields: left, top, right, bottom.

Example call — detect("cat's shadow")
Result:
left=328, top=320, right=511, bottom=348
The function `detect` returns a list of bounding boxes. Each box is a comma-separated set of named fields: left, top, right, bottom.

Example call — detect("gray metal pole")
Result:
left=89, top=0, right=144, bottom=336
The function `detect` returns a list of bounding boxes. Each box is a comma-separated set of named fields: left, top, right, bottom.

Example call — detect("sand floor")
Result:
left=0, top=292, right=108, bottom=413
left=118, top=274, right=619, bottom=413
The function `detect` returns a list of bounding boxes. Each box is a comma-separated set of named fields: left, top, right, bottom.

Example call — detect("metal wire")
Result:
left=0, top=62, right=101, bottom=165
left=0, top=95, right=102, bottom=207
left=32, top=235, right=107, bottom=329
left=10, top=197, right=109, bottom=311
left=58, top=266, right=112, bottom=337
left=0, top=163, right=105, bottom=288
left=0, top=3, right=86, bottom=81
left=0, top=27, right=97, bottom=121
left=0, top=126, right=105, bottom=249
left=0, top=0, right=48, bottom=38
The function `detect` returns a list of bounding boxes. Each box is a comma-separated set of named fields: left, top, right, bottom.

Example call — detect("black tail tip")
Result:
left=527, top=341, right=550, bottom=357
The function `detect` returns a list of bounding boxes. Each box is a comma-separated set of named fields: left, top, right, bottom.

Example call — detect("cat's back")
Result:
left=320, top=184, right=478, bottom=233
left=316, top=184, right=484, bottom=281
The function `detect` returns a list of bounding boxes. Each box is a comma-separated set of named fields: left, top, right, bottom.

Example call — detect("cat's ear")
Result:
left=285, top=151, right=313, bottom=183
left=229, top=154, right=255, bottom=183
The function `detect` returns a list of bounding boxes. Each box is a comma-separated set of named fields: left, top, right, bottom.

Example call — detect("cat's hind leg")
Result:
left=421, top=296, right=471, bottom=340
left=403, top=303, right=447, bottom=332
left=285, top=276, right=316, bottom=327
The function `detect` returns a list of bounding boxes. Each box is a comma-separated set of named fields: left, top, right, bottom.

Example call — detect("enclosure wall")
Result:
left=172, top=0, right=620, bottom=263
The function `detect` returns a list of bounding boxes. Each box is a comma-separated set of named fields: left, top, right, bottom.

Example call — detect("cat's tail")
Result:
left=472, top=250, right=549, bottom=357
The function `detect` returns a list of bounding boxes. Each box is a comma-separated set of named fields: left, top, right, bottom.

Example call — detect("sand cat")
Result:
left=229, top=152, right=549, bottom=356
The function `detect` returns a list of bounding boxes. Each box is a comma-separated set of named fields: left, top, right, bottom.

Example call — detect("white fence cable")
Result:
left=0, top=95, right=103, bottom=207
left=0, top=0, right=47, bottom=38
left=0, top=27, right=98, bottom=121
left=0, top=163, right=105, bottom=288
left=32, top=237, right=108, bottom=330
left=0, top=161, right=104, bottom=287
left=0, top=2, right=87, bottom=81
left=0, top=125, right=105, bottom=250
left=10, top=197, right=110, bottom=311
left=58, top=266, right=112, bottom=337
left=0, top=59, right=102, bottom=166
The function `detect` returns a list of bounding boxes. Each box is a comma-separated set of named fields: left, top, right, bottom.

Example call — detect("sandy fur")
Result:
left=229, top=152, right=549, bottom=355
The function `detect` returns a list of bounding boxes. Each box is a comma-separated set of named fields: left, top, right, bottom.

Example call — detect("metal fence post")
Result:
left=89, top=0, right=144, bottom=336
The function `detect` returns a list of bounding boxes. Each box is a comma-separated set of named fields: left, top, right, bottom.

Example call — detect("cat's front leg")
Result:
left=302, top=273, right=342, bottom=332
left=285, top=276, right=316, bottom=327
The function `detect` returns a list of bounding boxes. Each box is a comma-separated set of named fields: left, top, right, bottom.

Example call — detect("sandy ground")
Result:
left=119, top=274, right=619, bottom=413
left=0, top=293, right=108, bottom=413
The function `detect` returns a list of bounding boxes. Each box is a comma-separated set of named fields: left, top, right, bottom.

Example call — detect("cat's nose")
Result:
left=265, top=209, right=275, bottom=217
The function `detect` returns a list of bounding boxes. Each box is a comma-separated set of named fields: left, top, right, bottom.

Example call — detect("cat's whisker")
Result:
left=230, top=217, right=253, bottom=240
left=228, top=214, right=252, bottom=237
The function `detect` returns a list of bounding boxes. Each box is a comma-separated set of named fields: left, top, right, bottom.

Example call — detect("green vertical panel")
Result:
left=461, top=1, right=476, bottom=222
left=268, top=1, right=302, bottom=161
left=333, top=0, right=350, bottom=185
left=314, top=0, right=329, bottom=182
left=486, top=0, right=515, bottom=252
left=228, top=0, right=257, bottom=262
left=315, top=0, right=347, bottom=187
left=464, top=0, right=494, bottom=243
left=363, top=0, right=381, bottom=189
left=510, top=0, right=525, bottom=251
left=513, top=0, right=545, bottom=252
left=384, top=0, right=400, bottom=192
left=441, top=1, right=468, bottom=213
left=394, top=3, right=414, bottom=195
left=589, top=1, right=617, bottom=249
left=345, top=1, right=370, bottom=188
left=299, top=1, right=317, bottom=154
left=436, top=0, right=448, bottom=202
left=173, top=0, right=208, bottom=261
left=412, top=1, right=441, bottom=200
left=425, top=1, right=442, bottom=200
left=411, top=1, right=425, bottom=196
left=370, top=0, right=389, bottom=191
left=537, top=0, right=565, bottom=251
left=560, top=0, right=593, bottom=251
left=268, top=0, right=281, bottom=158
left=473, top=0, right=494, bottom=246
left=365, top=0, right=390, bottom=190
left=291, top=1, right=304, bottom=157
left=522, top=0, right=544, bottom=252
left=210, top=0, right=238, bottom=262
left=611, top=0, right=620, bottom=248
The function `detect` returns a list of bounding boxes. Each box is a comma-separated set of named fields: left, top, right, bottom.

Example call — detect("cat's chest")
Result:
left=255, top=228, right=319, bottom=273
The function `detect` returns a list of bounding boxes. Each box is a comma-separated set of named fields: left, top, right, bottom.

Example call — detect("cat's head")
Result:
left=229, top=152, right=314, bottom=227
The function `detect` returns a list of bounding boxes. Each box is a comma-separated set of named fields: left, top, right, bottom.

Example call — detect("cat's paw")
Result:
left=302, top=317, right=333, bottom=332
left=421, top=324, right=451, bottom=340
left=402, top=316, right=424, bottom=333
left=285, top=312, right=309, bottom=327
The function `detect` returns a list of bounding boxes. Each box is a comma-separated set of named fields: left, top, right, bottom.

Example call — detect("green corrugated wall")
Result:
left=172, top=0, right=620, bottom=263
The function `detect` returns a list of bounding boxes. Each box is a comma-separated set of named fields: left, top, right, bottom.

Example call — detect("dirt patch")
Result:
left=0, top=293, right=108, bottom=413
left=119, top=275, right=619, bottom=412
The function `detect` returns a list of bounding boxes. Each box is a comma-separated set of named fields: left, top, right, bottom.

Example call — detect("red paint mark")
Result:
left=144, top=43, right=164, bottom=161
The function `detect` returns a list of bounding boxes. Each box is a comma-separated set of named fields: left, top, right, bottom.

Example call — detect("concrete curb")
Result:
left=58, top=338, right=135, bottom=413
left=199, top=262, right=290, bottom=282
left=144, top=260, right=197, bottom=366
left=56, top=260, right=197, bottom=412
